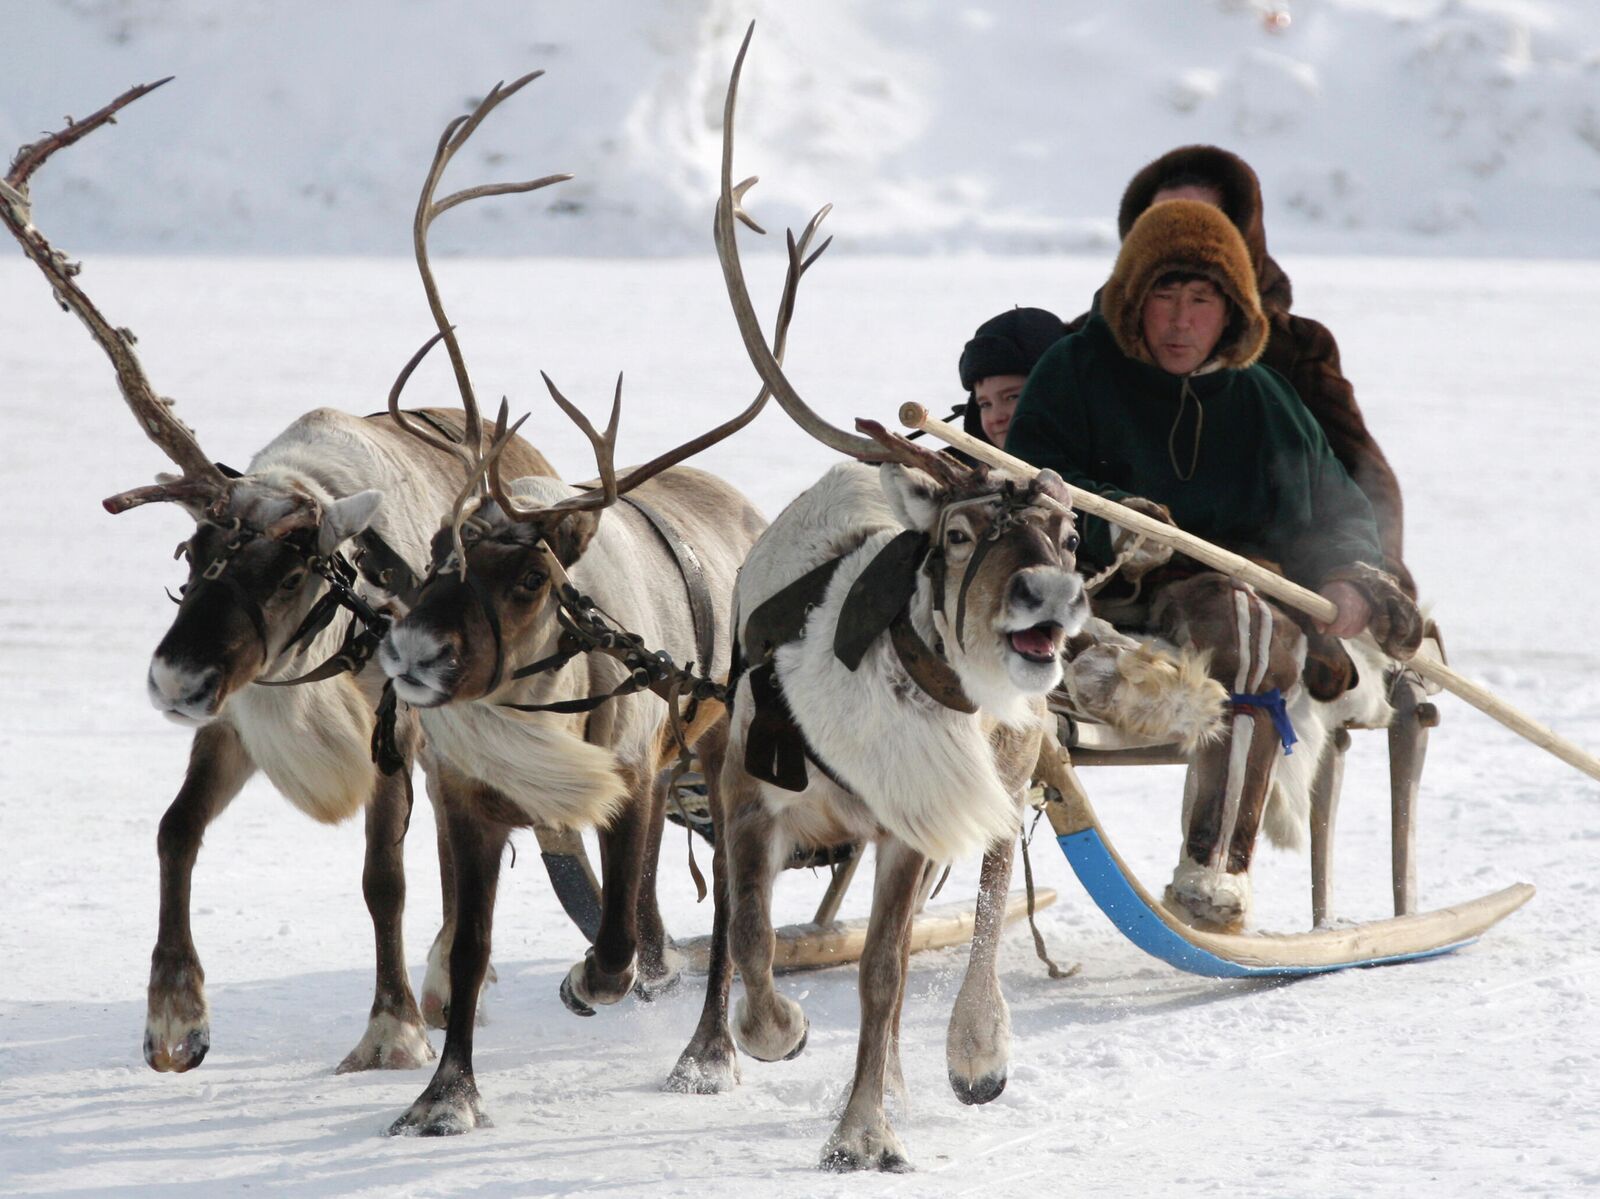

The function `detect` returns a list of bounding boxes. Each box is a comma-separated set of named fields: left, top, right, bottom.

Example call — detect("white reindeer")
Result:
left=667, top=31, right=1091, bottom=1171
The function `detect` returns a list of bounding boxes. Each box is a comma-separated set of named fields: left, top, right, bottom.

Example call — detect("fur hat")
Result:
left=1100, top=199, right=1269, bottom=371
left=958, top=307, right=1069, bottom=391
left=1117, top=143, right=1292, bottom=312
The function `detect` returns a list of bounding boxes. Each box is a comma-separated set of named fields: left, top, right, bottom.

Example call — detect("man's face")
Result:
left=974, top=373, right=1027, bottom=446
left=1141, top=279, right=1228, bottom=375
left=1151, top=183, right=1225, bottom=209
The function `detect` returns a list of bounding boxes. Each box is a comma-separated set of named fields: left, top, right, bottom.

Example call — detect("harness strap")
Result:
left=888, top=611, right=977, bottom=713
left=353, top=529, right=422, bottom=600
left=833, top=529, right=928, bottom=670
left=621, top=495, right=717, bottom=674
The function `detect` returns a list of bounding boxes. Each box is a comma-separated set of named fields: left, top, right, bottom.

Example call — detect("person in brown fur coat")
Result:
left=1071, top=145, right=1415, bottom=596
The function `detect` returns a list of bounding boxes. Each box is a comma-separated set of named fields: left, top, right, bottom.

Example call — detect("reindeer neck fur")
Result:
left=408, top=473, right=714, bottom=832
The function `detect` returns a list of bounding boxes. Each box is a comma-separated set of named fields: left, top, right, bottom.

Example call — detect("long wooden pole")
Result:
left=900, top=402, right=1600, bottom=784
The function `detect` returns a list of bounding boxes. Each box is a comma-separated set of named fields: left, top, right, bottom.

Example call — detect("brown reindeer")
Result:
left=0, top=82, right=560, bottom=1073
left=372, top=69, right=835, bottom=1137
left=665, top=28, right=1090, bottom=1171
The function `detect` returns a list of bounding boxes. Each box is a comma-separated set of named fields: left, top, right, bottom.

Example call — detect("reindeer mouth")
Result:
left=1007, top=621, right=1064, bottom=664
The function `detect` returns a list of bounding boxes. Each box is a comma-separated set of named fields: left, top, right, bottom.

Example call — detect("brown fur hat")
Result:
left=1100, top=198, right=1270, bottom=371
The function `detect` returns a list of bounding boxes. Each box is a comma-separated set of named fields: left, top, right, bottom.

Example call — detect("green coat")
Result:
left=1005, top=314, right=1384, bottom=589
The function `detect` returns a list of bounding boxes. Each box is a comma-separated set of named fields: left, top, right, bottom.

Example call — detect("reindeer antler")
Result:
left=385, top=73, right=574, bottom=569
left=483, top=186, right=834, bottom=525
left=1, top=78, right=230, bottom=512
left=713, top=23, right=881, bottom=461
left=854, top=419, right=981, bottom=489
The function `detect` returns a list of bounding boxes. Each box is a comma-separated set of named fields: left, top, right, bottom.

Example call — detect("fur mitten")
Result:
left=1110, top=496, right=1175, bottom=580
left=1321, top=561, right=1424, bottom=660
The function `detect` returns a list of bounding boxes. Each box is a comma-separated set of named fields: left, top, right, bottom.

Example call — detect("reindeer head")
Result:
left=878, top=449, right=1087, bottom=712
left=379, top=484, right=597, bottom=708
left=0, top=81, right=397, bottom=723
left=146, top=478, right=383, bottom=722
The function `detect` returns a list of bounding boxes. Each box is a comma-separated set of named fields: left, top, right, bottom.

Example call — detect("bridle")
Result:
left=170, top=512, right=418, bottom=690
left=924, top=479, right=1072, bottom=653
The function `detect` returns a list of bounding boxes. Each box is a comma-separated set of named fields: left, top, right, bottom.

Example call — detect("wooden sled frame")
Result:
left=1044, top=647, right=1535, bottom=976
left=533, top=811, right=1054, bottom=975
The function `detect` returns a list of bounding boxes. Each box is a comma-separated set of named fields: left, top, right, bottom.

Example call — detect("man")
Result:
left=1077, top=145, right=1414, bottom=595
left=1006, top=199, right=1421, bottom=931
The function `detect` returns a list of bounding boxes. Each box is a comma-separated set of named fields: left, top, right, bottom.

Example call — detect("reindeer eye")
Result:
left=515, top=569, right=546, bottom=594
left=946, top=528, right=971, bottom=546
left=280, top=568, right=308, bottom=591
left=1064, top=533, right=1080, bottom=553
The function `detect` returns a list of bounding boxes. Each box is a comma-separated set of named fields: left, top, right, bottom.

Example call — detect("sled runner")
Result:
left=1040, top=694, right=1535, bottom=976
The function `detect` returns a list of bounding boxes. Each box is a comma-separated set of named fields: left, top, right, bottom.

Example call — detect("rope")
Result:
left=1021, top=811, right=1080, bottom=981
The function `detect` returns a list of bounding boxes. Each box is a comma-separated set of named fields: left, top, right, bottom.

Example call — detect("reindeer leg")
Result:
left=728, top=790, right=806, bottom=1063
left=820, top=836, right=925, bottom=1173
left=145, top=721, right=254, bottom=1073
left=560, top=770, right=649, bottom=1015
left=632, top=770, right=684, bottom=1001
left=420, top=762, right=455, bottom=1029
left=386, top=798, right=507, bottom=1136
left=947, top=836, right=1015, bottom=1105
left=419, top=756, right=499, bottom=1031
left=666, top=725, right=740, bottom=1093
left=337, top=738, right=435, bottom=1073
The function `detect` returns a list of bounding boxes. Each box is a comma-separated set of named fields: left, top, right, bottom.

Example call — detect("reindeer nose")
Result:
left=147, top=659, right=222, bottom=716
left=1009, top=574, right=1043, bottom=611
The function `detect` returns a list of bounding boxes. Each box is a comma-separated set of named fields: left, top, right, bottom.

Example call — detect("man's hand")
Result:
left=1111, top=497, right=1175, bottom=580
left=1319, top=562, right=1423, bottom=659
left=1315, top=580, right=1372, bottom=638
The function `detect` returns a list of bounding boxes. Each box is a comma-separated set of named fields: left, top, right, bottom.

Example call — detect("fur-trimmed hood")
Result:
left=1117, top=143, right=1293, bottom=313
left=1100, top=199, right=1270, bottom=372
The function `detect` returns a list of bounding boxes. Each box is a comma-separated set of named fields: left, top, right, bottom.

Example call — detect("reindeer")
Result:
left=371, top=69, right=837, bottom=1137
left=664, top=28, right=1091, bottom=1172
left=1, top=80, right=560, bottom=1075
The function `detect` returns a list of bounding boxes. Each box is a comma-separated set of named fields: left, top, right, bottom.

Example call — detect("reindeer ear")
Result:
left=879, top=463, right=944, bottom=532
left=546, top=509, right=601, bottom=567
left=319, top=490, right=383, bottom=553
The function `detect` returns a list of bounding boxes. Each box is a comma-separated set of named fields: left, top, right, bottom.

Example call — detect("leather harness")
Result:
left=738, top=528, right=978, bottom=795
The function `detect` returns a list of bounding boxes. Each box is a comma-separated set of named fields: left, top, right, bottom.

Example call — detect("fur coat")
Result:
left=1070, top=145, right=1414, bottom=595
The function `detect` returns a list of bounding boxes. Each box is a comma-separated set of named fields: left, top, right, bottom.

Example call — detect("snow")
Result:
left=1, top=250, right=1597, bottom=1195
left=3, top=1, right=1599, bottom=1193
left=2, top=0, right=1598, bottom=258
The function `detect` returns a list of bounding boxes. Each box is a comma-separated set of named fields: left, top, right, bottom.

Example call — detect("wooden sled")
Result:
left=1041, top=644, right=1535, bottom=976
left=534, top=815, right=1053, bottom=975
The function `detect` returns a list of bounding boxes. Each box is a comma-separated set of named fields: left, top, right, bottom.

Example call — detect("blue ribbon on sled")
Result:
left=1229, top=686, right=1297, bottom=754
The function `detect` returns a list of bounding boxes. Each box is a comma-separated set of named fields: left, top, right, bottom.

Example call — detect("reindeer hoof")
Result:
left=634, top=943, right=685, bottom=1004
left=336, top=1012, right=436, bottom=1074
left=559, top=971, right=596, bottom=1017
left=949, top=1068, right=1007, bottom=1106
left=820, top=1128, right=913, bottom=1173
left=733, top=994, right=809, bottom=1062
left=385, top=1081, right=491, bottom=1137
left=560, top=952, right=635, bottom=1017
left=664, top=1043, right=741, bottom=1095
left=144, top=1022, right=210, bottom=1073
left=781, top=1025, right=809, bottom=1061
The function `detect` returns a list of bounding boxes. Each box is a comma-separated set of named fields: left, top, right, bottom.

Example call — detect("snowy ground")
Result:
left=1, top=253, right=1597, bottom=1196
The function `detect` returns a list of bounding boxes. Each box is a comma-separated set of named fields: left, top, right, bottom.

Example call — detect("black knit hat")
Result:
left=958, top=307, right=1070, bottom=391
